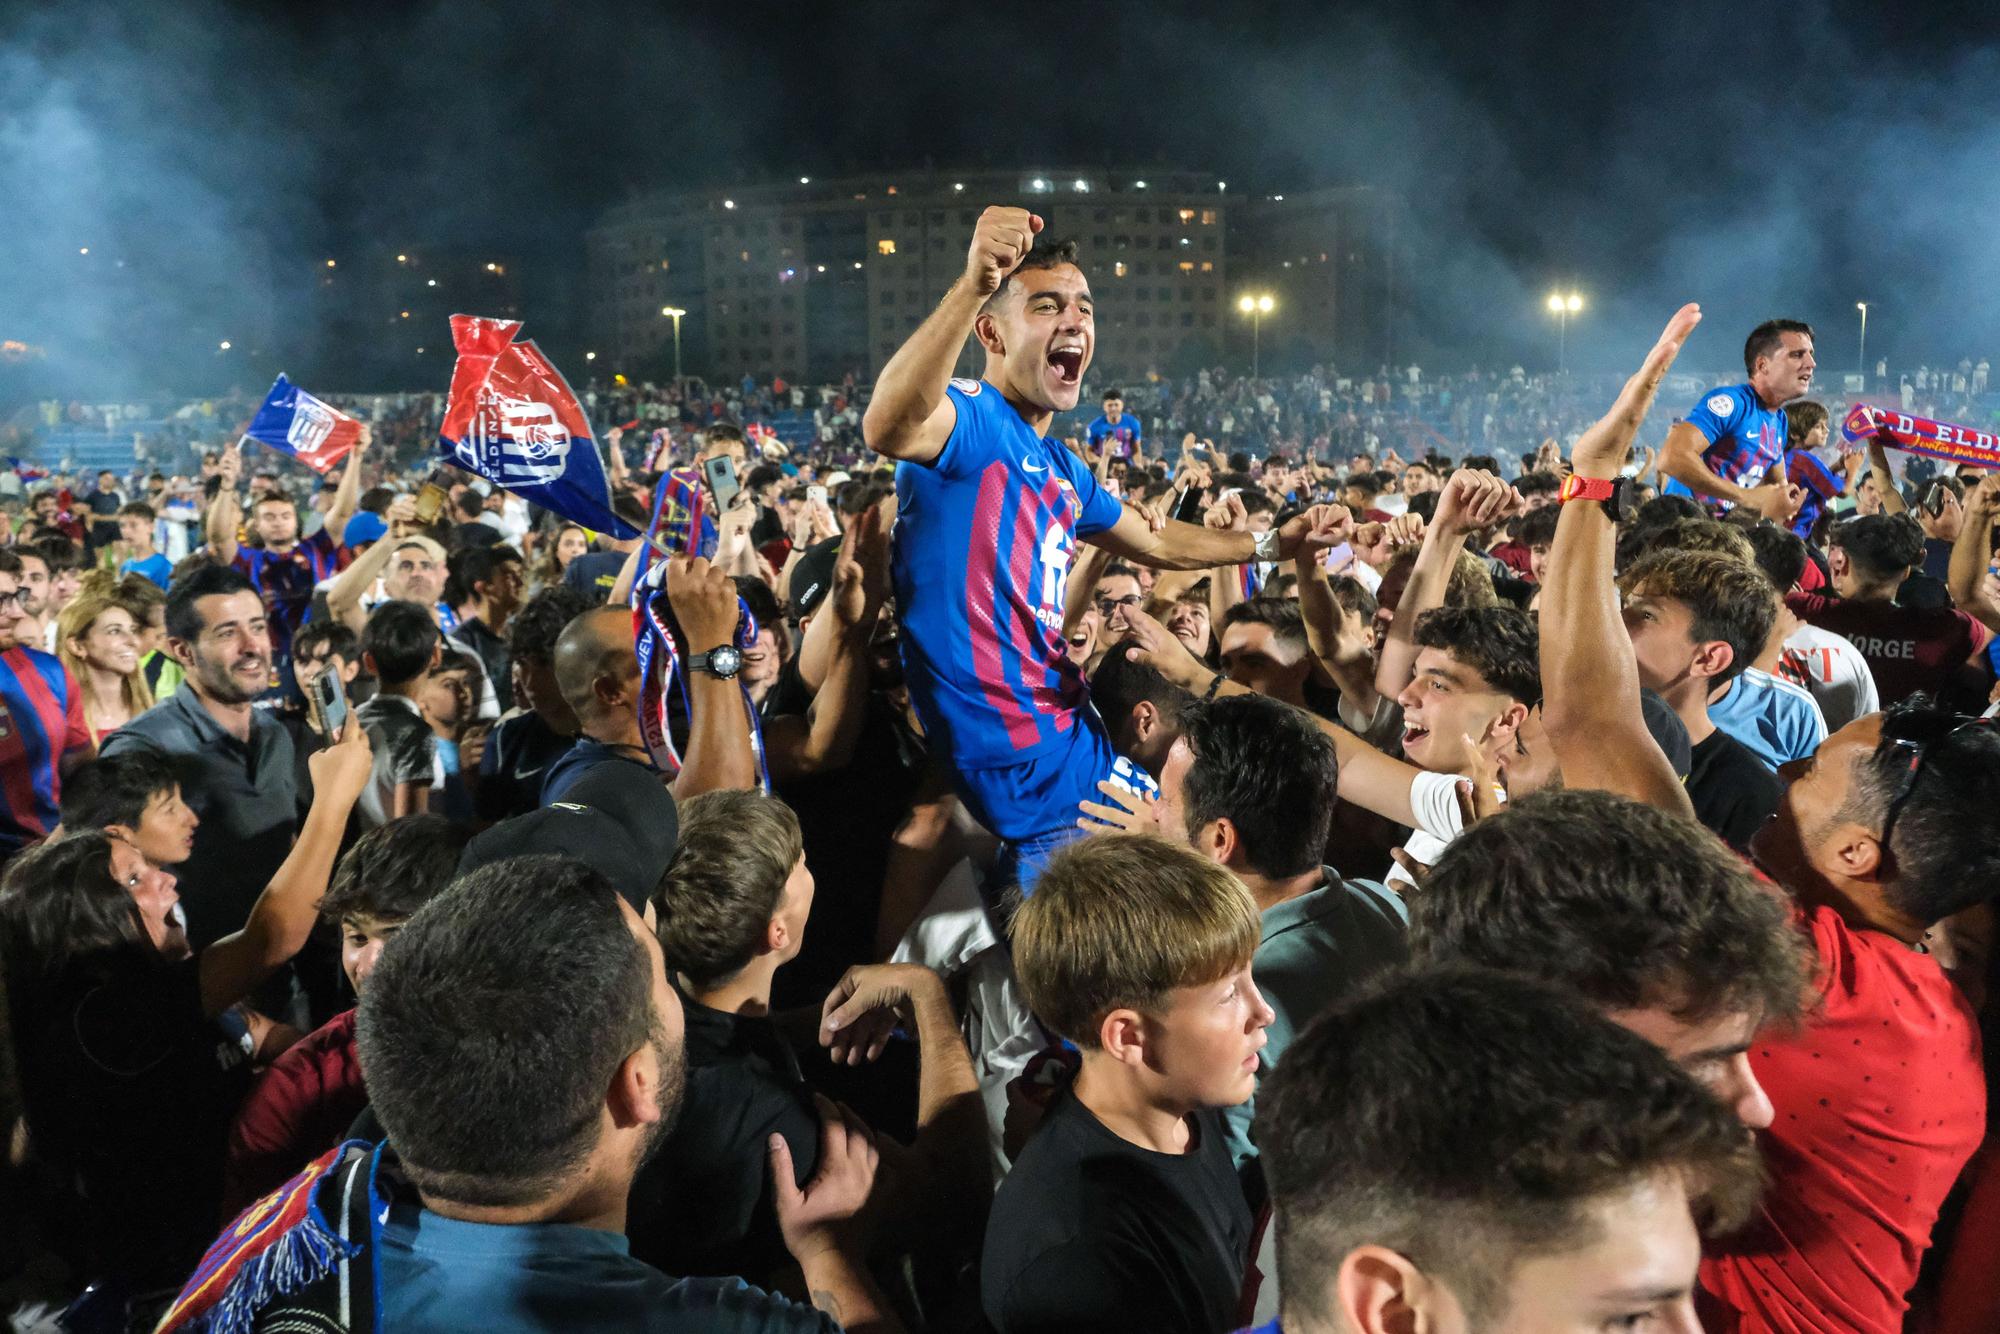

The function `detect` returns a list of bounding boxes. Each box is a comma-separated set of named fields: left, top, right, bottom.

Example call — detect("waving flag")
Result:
left=438, top=316, right=637, bottom=538
left=240, top=374, right=363, bottom=474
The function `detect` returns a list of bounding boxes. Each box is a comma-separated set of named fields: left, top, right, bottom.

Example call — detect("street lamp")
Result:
left=1546, top=292, right=1583, bottom=374
left=1856, top=302, right=1869, bottom=376
left=1238, top=292, right=1275, bottom=377
left=661, top=306, right=686, bottom=388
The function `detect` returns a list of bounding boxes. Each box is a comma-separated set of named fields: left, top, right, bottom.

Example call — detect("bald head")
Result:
left=553, top=605, right=639, bottom=731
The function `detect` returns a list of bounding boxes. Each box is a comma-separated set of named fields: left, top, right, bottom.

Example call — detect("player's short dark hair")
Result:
left=701, top=422, right=749, bottom=451
left=508, top=585, right=594, bottom=665
left=0, top=549, right=22, bottom=580
left=357, top=856, right=658, bottom=1208
left=320, top=814, right=472, bottom=925
left=985, top=236, right=1083, bottom=312
left=453, top=489, right=485, bottom=520
left=652, top=790, right=802, bottom=987
left=1102, top=387, right=1123, bottom=402
left=1327, top=574, right=1376, bottom=623
left=1413, top=789, right=1808, bottom=1027
left=1829, top=513, right=1925, bottom=581
left=1742, top=522, right=1809, bottom=592
left=744, top=463, right=784, bottom=493
left=117, top=501, right=156, bottom=522
left=1783, top=399, right=1828, bottom=441
left=1089, top=641, right=1189, bottom=730
left=1619, top=550, right=1776, bottom=687
left=164, top=563, right=257, bottom=644
left=1260, top=964, right=1760, bottom=1328
left=1412, top=605, right=1540, bottom=705
left=1177, top=693, right=1338, bottom=879
left=1219, top=596, right=1308, bottom=654
left=57, top=752, right=181, bottom=832
left=361, top=600, right=440, bottom=687
left=1844, top=698, right=2000, bottom=924
left=1744, top=319, right=1815, bottom=376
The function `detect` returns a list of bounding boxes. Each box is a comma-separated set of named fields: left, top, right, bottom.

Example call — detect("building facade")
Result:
left=586, top=168, right=1401, bottom=383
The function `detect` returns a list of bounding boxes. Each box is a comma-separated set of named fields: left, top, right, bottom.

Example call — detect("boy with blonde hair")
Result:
left=983, top=833, right=1272, bottom=1333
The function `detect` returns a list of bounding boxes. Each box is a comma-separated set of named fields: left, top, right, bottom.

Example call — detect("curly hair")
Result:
left=1619, top=549, right=1777, bottom=687
left=1412, top=605, right=1540, bottom=705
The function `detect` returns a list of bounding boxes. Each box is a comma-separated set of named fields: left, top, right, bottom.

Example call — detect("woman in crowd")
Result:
left=531, top=521, right=591, bottom=590
left=0, top=724, right=370, bottom=1297
left=55, top=572, right=152, bottom=744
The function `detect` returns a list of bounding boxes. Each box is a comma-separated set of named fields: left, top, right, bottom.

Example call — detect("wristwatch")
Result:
left=688, top=646, right=743, bottom=680
left=1252, top=528, right=1280, bottom=562
left=1557, top=473, right=1637, bottom=524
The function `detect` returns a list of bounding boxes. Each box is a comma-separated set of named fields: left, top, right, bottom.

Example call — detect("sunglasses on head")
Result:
left=1877, top=714, right=1994, bottom=852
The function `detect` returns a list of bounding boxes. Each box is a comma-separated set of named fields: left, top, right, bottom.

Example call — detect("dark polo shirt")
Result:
left=101, top=683, right=298, bottom=951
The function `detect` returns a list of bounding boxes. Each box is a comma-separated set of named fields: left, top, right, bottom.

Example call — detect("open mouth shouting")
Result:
left=1047, top=341, right=1085, bottom=392
left=1401, top=722, right=1431, bottom=760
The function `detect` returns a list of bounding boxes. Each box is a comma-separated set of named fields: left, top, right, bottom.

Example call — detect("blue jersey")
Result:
left=893, top=380, right=1123, bottom=772
left=1085, top=412, right=1142, bottom=460
left=1664, top=383, right=1787, bottom=506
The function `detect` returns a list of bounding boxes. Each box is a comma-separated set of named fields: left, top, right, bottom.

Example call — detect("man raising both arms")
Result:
left=863, top=207, right=1342, bottom=888
left=1660, top=318, right=1814, bottom=526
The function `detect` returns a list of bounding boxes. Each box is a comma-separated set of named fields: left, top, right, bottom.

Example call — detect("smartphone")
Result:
left=315, top=667, right=350, bottom=738
left=704, top=454, right=742, bottom=512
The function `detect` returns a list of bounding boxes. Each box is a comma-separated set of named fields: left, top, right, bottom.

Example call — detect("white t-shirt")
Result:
left=1387, top=768, right=1502, bottom=890
left=1778, top=623, right=1881, bottom=734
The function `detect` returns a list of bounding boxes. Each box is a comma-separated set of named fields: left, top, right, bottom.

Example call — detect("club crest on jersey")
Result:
left=1707, top=393, right=1735, bottom=417
left=950, top=378, right=983, bottom=396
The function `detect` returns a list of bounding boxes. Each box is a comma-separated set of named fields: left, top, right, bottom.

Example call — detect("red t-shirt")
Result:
left=1699, top=904, right=1984, bottom=1333
left=1786, top=592, right=1989, bottom=707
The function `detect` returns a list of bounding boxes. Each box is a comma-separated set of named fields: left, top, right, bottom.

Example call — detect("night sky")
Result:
left=6, top=0, right=2000, bottom=396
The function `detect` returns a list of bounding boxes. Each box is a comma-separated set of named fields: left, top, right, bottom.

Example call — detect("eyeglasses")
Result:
left=1877, top=716, right=1992, bottom=853
left=1095, top=594, right=1142, bottom=615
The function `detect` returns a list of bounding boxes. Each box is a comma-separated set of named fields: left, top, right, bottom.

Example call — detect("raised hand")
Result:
left=965, top=206, right=1045, bottom=298
left=770, top=1094, right=881, bottom=1264
left=1570, top=303, right=1702, bottom=480
left=1740, top=472, right=1807, bottom=524
left=1077, top=778, right=1162, bottom=834
left=819, top=962, right=940, bottom=1065
left=665, top=555, right=741, bottom=649
left=1432, top=468, right=1525, bottom=535
left=1205, top=492, right=1249, bottom=532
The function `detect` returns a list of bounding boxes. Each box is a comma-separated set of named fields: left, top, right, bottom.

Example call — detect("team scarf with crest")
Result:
left=1842, top=403, right=2000, bottom=470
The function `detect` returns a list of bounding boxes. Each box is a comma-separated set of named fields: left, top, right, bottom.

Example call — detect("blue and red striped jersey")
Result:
left=0, top=646, right=90, bottom=853
left=892, top=380, right=1123, bottom=769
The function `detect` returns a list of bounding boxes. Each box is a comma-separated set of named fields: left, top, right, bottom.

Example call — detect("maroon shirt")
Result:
left=221, top=1007, right=365, bottom=1216
left=1786, top=592, right=1988, bottom=707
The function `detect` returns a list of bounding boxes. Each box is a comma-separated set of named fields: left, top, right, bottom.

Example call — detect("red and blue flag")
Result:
left=240, top=374, right=364, bottom=474
left=438, top=316, right=636, bottom=538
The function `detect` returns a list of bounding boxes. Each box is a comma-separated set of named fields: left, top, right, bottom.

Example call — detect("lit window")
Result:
left=1201, top=210, right=1218, bottom=225
left=1200, top=261, right=1213, bottom=273
left=877, top=239, right=897, bottom=255
left=887, top=185, right=898, bottom=194
left=740, top=250, right=751, bottom=262
left=1179, top=261, right=1194, bottom=273
left=1178, top=208, right=1195, bottom=223
left=1114, top=262, right=1127, bottom=278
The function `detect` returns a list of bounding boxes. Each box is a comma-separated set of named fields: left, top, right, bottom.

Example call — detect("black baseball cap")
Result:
left=457, top=766, right=679, bottom=912
left=787, top=535, right=842, bottom=621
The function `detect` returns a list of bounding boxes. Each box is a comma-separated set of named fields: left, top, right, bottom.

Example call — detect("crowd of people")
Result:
left=0, top=204, right=1998, bottom=1334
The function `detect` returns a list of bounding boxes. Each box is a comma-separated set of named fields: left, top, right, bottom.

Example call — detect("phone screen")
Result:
left=704, top=455, right=742, bottom=512
left=316, top=669, right=350, bottom=737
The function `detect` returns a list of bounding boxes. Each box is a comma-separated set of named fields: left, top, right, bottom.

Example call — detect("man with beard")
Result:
left=1660, top=318, right=1817, bottom=524
left=102, top=564, right=298, bottom=954
left=161, top=857, right=880, bottom=1332
left=863, top=207, right=1344, bottom=888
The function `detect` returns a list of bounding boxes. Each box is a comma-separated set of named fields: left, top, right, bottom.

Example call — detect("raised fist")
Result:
left=965, top=207, right=1045, bottom=298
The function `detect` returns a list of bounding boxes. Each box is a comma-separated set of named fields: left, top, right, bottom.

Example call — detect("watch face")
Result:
left=708, top=646, right=742, bottom=676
